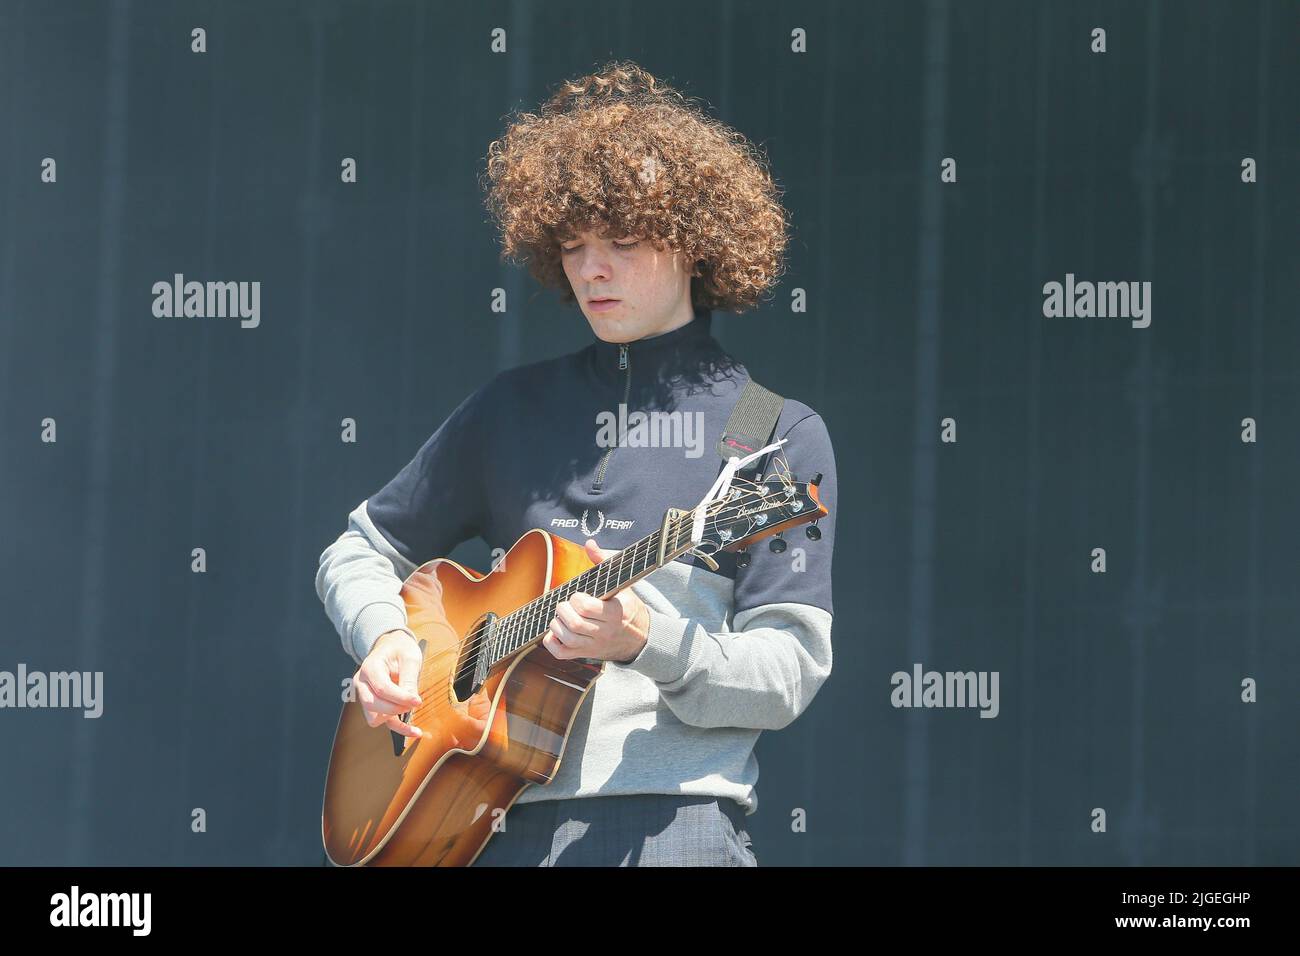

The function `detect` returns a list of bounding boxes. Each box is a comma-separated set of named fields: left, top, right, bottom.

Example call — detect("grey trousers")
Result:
left=470, top=793, right=758, bottom=867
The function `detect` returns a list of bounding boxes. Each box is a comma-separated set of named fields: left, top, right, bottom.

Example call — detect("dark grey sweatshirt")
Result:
left=314, top=306, right=837, bottom=816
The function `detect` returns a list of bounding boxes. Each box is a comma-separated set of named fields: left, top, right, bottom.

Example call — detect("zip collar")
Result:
left=588, top=304, right=715, bottom=386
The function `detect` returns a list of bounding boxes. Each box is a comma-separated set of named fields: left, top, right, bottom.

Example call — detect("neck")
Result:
left=636, top=298, right=697, bottom=341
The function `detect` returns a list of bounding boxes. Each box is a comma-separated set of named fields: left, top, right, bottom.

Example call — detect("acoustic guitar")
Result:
left=321, top=453, right=828, bottom=866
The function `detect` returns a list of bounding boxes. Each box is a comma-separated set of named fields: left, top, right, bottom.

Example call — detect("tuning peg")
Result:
left=805, top=521, right=821, bottom=540
left=735, top=547, right=750, bottom=569
left=769, top=533, right=787, bottom=554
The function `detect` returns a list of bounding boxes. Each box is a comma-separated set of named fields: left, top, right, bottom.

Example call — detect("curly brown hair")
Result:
left=480, top=59, right=790, bottom=315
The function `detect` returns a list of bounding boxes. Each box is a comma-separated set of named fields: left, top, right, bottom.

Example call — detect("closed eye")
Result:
left=561, top=240, right=641, bottom=255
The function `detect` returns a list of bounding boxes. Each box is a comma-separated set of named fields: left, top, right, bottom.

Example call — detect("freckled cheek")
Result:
left=624, top=264, right=651, bottom=293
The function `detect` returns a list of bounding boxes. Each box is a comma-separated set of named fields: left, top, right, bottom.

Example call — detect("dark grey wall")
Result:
left=1, top=0, right=1296, bottom=866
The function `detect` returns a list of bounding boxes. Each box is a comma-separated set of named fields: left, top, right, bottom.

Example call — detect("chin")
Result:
left=587, top=314, right=631, bottom=341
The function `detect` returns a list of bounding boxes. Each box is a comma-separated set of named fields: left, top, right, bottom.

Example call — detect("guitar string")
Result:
left=395, top=465, right=807, bottom=719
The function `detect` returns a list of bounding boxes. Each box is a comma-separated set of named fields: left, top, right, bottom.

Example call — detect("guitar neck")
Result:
left=487, top=509, right=701, bottom=668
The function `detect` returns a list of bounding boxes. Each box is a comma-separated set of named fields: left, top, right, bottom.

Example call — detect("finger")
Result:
left=572, top=590, right=616, bottom=621
left=542, top=631, right=570, bottom=659
left=357, top=696, right=391, bottom=729
left=545, top=621, right=575, bottom=649
left=555, top=602, right=600, bottom=637
left=395, top=656, right=423, bottom=705
left=363, top=694, right=411, bottom=719
left=553, top=617, right=597, bottom=654
left=383, top=713, right=422, bottom=739
left=357, top=674, right=422, bottom=735
left=544, top=625, right=590, bottom=658
left=585, top=539, right=615, bottom=561
left=355, top=675, right=415, bottom=717
left=365, top=658, right=422, bottom=708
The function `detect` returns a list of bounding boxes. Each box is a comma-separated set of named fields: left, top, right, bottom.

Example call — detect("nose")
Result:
left=578, top=247, right=612, bottom=283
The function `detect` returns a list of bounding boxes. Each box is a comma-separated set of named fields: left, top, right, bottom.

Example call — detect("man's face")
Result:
left=559, top=229, right=695, bottom=343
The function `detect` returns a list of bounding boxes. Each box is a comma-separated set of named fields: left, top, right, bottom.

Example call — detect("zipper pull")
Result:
left=618, top=344, right=628, bottom=370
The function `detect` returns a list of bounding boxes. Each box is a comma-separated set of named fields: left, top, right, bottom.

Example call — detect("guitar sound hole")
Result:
left=451, top=613, right=493, bottom=703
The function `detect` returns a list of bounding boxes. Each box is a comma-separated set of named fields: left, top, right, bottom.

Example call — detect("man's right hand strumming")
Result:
left=353, top=629, right=424, bottom=739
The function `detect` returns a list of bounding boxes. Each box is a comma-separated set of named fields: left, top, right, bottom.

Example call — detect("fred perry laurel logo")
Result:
left=548, top=510, right=635, bottom=535
left=581, top=508, right=605, bottom=537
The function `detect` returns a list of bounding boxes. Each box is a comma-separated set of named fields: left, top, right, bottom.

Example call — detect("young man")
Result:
left=315, top=60, right=837, bottom=866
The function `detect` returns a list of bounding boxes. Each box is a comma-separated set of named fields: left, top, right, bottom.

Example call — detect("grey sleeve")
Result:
left=625, top=602, right=833, bottom=731
left=315, top=499, right=420, bottom=666
left=317, top=379, right=494, bottom=666
left=617, top=411, right=837, bottom=730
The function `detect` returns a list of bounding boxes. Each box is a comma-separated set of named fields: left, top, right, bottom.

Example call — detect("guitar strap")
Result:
left=717, top=378, right=785, bottom=479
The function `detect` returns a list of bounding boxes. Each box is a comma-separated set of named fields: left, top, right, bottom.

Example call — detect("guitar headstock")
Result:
left=692, top=471, right=828, bottom=554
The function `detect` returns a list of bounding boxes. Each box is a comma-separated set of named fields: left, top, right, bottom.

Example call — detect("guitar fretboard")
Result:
left=486, top=511, right=703, bottom=668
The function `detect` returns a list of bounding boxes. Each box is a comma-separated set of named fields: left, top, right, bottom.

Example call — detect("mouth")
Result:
left=588, top=297, right=621, bottom=304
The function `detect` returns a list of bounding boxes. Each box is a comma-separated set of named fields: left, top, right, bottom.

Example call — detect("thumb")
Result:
left=584, top=538, right=615, bottom=562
